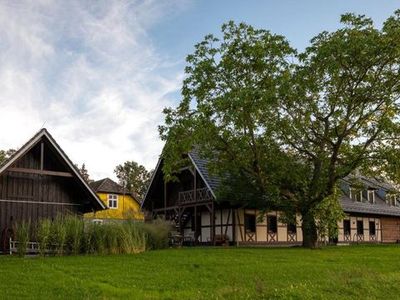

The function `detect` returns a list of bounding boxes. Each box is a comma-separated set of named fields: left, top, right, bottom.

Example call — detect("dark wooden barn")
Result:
left=0, top=128, right=106, bottom=251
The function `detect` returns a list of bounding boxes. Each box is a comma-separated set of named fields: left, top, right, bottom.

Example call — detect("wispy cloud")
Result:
left=0, top=0, right=189, bottom=179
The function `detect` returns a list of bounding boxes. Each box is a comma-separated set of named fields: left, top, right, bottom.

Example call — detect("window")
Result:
left=287, top=222, right=296, bottom=234
left=108, top=194, right=118, bottom=209
left=369, top=221, right=376, bottom=236
left=357, top=220, right=364, bottom=235
left=343, top=220, right=351, bottom=235
left=368, top=190, right=375, bottom=204
left=350, top=188, right=362, bottom=202
left=387, top=194, right=399, bottom=206
left=244, top=214, right=256, bottom=233
left=267, top=215, right=278, bottom=234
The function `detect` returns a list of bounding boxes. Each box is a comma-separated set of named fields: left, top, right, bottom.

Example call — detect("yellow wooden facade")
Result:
left=85, top=191, right=144, bottom=221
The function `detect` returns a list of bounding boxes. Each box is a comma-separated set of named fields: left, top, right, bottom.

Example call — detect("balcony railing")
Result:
left=178, top=187, right=213, bottom=205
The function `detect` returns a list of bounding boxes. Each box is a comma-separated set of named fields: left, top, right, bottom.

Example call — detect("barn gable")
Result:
left=0, top=128, right=105, bottom=236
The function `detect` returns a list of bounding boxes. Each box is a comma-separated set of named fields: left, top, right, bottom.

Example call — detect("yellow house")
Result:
left=85, top=178, right=144, bottom=222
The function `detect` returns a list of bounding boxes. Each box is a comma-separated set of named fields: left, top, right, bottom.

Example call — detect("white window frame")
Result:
left=350, top=188, right=362, bottom=202
left=367, top=190, right=375, bottom=204
left=108, top=194, right=118, bottom=209
left=391, top=194, right=398, bottom=206
left=386, top=194, right=398, bottom=206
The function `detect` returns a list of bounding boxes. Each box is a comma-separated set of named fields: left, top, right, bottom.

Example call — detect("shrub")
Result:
left=37, top=219, right=52, bottom=256
left=140, top=219, right=172, bottom=250
left=15, top=220, right=31, bottom=257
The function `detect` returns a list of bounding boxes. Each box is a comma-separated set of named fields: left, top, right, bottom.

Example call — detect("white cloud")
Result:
left=0, top=0, right=189, bottom=180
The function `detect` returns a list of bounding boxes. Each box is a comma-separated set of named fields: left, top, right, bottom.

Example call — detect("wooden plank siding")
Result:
left=0, top=130, right=105, bottom=251
left=381, top=217, right=400, bottom=243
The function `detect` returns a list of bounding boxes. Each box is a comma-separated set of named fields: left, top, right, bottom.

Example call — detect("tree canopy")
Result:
left=160, top=11, right=400, bottom=247
left=114, top=161, right=152, bottom=202
left=0, top=149, right=16, bottom=165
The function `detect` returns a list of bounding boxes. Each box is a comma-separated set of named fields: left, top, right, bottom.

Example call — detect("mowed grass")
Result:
left=1, top=245, right=400, bottom=299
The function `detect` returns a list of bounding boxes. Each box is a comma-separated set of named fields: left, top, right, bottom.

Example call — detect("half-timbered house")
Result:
left=0, top=129, right=106, bottom=251
left=142, top=150, right=400, bottom=245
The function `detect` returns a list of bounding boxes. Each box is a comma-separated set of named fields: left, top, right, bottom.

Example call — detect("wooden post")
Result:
left=232, top=209, right=236, bottom=244
left=163, top=181, right=167, bottom=218
left=39, top=141, right=44, bottom=202
left=40, top=142, right=44, bottom=170
left=194, top=168, right=196, bottom=203
left=211, top=202, right=215, bottom=245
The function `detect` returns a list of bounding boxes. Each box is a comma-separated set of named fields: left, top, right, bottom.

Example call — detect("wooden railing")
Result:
left=178, top=187, right=213, bottom=205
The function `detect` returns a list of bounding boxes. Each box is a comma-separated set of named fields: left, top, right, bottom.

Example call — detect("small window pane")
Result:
left=369, top=221, right=376, bottom=236
left=267, top=216, right=277, bottom=234
left=343, top=220, right=351, bottom=235
left=244, top=214, right=256, bottom=233
left=287, top=222, right=296, bottom=234
left=357, top=220, right=364, bottom=235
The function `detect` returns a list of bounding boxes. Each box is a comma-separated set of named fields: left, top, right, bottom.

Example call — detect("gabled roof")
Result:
left=144, top=147, right=400, bottom=217
left=0, top=128, right=106, bottom=210
left=188, top=150, right=220, bottom=198
left=341, top=193, right=400, bottom=217
left=91, top=178, right=141, bottom=204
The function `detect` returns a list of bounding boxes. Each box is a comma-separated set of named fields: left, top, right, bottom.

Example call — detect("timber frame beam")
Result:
left=8, top=167, right=73, bottom=178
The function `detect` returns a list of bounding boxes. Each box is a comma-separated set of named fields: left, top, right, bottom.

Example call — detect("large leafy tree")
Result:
left=160, top=12, right=400, bottom=248
left=279, top=12, right=400, bottom=247
left=160, top=22, right=296, bottom=210
left=114, top=161, right=152, bottom=202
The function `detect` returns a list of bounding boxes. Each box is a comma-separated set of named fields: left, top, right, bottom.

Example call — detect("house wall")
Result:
left=234, top=209, right=302, bottom=244
left=337, top=216, right=381, bottom=243
left=178, top=207, right=392, bottom=245
left=381, top=217, right=400, bottom=243
left=84, top=192, right=144, bottom=221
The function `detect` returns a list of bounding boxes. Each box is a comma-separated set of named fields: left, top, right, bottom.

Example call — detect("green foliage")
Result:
left=114, top=160, right=153, bottom=201
left=160, top=12, right=400, bottom=247
left=140, top=219, right=172, bottom=250
left=0, top=149, right=16, bottom=165
left=15, top=221, right=30, bottom=257
left=312, top=187, right=346, bottom=239
left=51, top=216, right=67, bottom=255
left=77, top=163, right=91, bottom=182
left=64, top=215, right=85, bottom=255
left=37, top=219, right=52, bottom=256
left=13, top=217, right=170, bottom=256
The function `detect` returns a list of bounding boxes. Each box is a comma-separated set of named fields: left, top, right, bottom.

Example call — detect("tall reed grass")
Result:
left=15, top=220, right=30, bottom=257
left=14, top=215, right=171, bottom=256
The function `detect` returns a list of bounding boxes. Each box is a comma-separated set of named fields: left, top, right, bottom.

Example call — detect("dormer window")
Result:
left=350, top=188, right=362, bottom=202
left=367, top=190, right=375, bottom=204
left=387, top=194, right=399, bottom=206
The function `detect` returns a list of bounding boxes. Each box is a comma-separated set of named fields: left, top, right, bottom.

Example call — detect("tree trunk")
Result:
left=302, top=210, right=318, bottom=248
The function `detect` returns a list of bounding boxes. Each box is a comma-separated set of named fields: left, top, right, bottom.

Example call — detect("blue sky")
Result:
left=0, top=1, right=398, bottom=180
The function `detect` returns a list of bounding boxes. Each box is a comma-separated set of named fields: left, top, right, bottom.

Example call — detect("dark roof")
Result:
left=340, top=174, right=400, bottom=216
left=188, top=150, right=221, bottom=198
left=90, top=178, right=141, bottom=203
left=90, top=178, right=126, bottom=194
left=341, top=194, right=400, bottom=217
left=0, top=128, right=106, bottom=210
left=189, top=151, right=400, bottom=217
left=144, top=148, right=400, bottom=217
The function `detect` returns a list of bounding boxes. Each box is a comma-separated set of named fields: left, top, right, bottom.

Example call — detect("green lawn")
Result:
left=1, top=245, right=400, bottom=299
